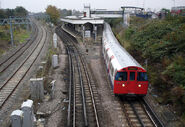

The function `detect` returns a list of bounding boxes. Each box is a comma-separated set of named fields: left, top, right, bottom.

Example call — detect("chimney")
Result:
left=83, top=4, right=91, bottom=18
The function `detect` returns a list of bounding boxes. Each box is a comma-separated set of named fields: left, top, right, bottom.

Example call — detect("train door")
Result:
left=127, top=71, right=137, bottom=94
left=108, top=55, right=114, bottom=73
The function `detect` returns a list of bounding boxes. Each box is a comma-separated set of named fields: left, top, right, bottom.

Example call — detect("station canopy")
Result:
left=61, top=17, right=104, bottom=25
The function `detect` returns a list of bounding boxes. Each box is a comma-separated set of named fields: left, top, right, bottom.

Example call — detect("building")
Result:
left=61, top=5, right=104, bottom=43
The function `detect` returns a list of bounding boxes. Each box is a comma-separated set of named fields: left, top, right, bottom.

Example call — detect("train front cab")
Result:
left=114, top=66, right=148, bottom=96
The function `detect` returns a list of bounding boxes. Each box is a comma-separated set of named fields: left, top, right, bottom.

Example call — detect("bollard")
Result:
left=21, top=100, right=34, bottom=127
left=52, top=55, right=58, bottom=68
left=30, top=78, right=44, bottom=101
left=53, top=33, right=57, bottom=48
left=53, top=40, right=57, bottom=48
left=11, top=110, right=23, bottom=127
left=51, top=80, right=56, bottom=99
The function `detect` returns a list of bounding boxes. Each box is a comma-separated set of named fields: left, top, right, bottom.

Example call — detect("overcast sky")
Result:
left=1, top=0, right=185, bottom=12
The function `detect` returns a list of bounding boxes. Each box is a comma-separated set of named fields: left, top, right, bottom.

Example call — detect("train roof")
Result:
left=103, top=23, right=143, bottom=70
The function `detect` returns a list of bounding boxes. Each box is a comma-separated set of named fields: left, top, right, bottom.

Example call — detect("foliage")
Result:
left=45, top=5, right=60, bottom=25
left=0, top=6, right=28, bottom=18
left=124, top=27, right=135, bottom=40
left=0, top=7, right=29, bottom=56
left=0, top=9, right=6, bottom=18
left=14, top=28, right=30, bottom=44
left=0, top=25, right=30, bottom=56
left=105, top=18, right=122, bottom=28
left=14, top=6, right=28, bottom=17
left=162, top=55, right=185, bottom=88
left=59, top=9, right=72, bottom=18
left=4, top=9, right=15, bottom=18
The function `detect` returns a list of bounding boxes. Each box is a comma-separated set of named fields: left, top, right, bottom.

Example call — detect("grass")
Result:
left=0, top=25, right=31, bottom=56
left=14, top=29, right=30, bottom=44
left=0, top=49, right=5, bottom=56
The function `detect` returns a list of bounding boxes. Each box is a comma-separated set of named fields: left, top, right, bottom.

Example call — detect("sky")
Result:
left=1, top=0, right=185, bottom=12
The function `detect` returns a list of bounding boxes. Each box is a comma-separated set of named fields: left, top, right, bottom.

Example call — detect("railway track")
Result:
left=0, top=21, right=40, bottom=84
left=121, top=98, right=155, bottom=127
left=56, top=26, right=101, bottom=127
left=57, top=25, right=164, bottom=127
left=0, top=21, right=48, bottom=110
left=0, top=20, right=37, bottom=74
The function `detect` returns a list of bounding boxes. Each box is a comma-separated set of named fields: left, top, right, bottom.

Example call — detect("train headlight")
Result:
left=138, top=84, right=141, bottom=87
left=122, top=84, right=125, bottom=87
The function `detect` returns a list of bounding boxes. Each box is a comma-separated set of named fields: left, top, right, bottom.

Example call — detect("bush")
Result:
left=124, top=27, right=135, bottom=40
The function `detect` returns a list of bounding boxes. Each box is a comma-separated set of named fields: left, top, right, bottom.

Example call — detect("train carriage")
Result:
left=103, top=23, right=148, bottom=96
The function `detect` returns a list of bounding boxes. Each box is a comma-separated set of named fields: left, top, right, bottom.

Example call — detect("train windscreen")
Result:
left=137, top=72, right=148, bottom=81
left=115, top=72, right=127, bottom=81
left=130, top=72, right=135, bottom=81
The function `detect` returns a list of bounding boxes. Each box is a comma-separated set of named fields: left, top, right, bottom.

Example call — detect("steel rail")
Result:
left=142, top=98, right=165, bottom=127
left=130, top=101, right=146, bottom=127
left=63, top=32, right=101, bottom=127
left=0, top=26, right=43, bottom=91
left=77, top=49, right=100, bottom=127
left=56, top=26, right=100, bottom=127
left=67, top=47, right=72, bottom=127
left=56, top=27, right=78, bottom=126
left=122, top=102, right=135, bottom=127
left=75, top=54, right=88, bottom=127
left=0, top=26, right=48, bottom=109
left=72, top=64, right=76, bottom=127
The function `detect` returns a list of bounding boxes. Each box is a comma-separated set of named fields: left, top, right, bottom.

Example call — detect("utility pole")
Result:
left=9, top=17, right=14, bottom=46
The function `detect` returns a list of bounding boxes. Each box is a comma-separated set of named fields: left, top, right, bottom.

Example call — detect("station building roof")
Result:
left=61, top=17, right=104, bottom=25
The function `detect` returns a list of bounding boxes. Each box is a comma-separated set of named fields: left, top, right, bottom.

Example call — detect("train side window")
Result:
left=105, top=53, right=108, bottom=62
left=110, top=63, right=113, bottom=76
left=111, top=66, right=114, bottom=76
left=106, top=55, right=109, bottom=62
left=115, top=72, right=127, bottom=81
left=130, top=72, right=135, bottom=81
left=137, top=72, right=148, bottom=81
left=113, top=69, right=117, bottom=78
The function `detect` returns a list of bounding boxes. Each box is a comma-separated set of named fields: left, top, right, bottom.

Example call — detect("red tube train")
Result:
left=102, top=23, right=148, bottom=96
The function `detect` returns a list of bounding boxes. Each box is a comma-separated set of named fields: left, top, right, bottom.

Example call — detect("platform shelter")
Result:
left=61, top=5, right=104, bottom=42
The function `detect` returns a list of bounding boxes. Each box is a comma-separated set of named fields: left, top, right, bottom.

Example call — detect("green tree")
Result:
left=59, top=9, right=72, bottom=18
left=0, top=9, right=6, bottom=18
left=5, top=9, right=15, bottom=18
left=46, top=5, right=60, bottom=25
left=15, top=6, right=28, bottom=17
